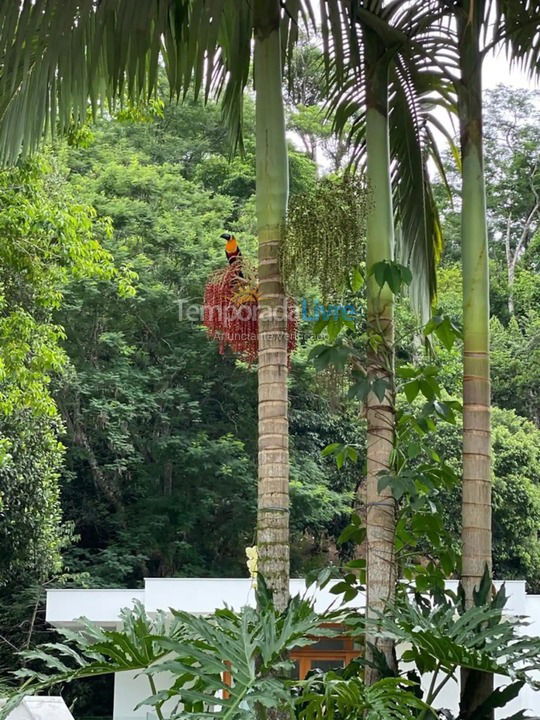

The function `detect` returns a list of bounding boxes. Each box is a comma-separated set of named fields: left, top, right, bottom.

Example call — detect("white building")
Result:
left=0, top=697, right=75, bottom=720
left=46, top=578, right=540, bottom=720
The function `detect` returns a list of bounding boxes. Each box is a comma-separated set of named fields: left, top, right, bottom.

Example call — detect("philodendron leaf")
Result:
left=470, top=680, right=525, bottom=719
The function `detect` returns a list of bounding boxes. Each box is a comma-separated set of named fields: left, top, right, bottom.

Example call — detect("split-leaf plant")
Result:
left=308, top=569, right=540, bottom=720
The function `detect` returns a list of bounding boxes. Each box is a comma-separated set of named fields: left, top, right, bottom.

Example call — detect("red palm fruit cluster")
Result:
left=203, top=261, right=297, bottom=364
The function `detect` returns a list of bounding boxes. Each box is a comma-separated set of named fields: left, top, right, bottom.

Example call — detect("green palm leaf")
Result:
left=0, top=0, right=315, bottom=164
left=490, top=0, right=540, bottom=77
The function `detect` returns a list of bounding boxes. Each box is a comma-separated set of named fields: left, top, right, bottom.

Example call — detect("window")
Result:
left=290, top=626, right=360, bottom=679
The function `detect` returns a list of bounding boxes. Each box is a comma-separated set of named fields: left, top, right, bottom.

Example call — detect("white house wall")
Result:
left=46, top=589, right=145, bottom=628
left=113, top=670, right=177, bottom=720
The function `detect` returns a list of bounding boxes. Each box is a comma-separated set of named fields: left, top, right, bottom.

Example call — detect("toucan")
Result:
left=220, top=233, right=242, bottom=265
left=220, top=232, right=244, bottom=279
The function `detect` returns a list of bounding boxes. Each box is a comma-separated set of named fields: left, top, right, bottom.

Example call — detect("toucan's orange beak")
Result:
left=225, top=236, right=238, bottom=254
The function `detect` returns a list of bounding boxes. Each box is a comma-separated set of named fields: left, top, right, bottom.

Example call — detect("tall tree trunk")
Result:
left=254, top=0, right=290, bottom=613
left=505, top=202, right=539, bottom=316
left=457, top=1, right=493, bottom=714
left=363, top=35, right=397, bottom=684
left=505, top=215, right=515, bottom=315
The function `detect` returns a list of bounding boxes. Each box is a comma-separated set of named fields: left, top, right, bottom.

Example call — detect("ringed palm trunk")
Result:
left=364, top=35, right=397, bottom=683
left=254, top=0, right=290, bottom=613
left=457, top=1, right=493, bottom=714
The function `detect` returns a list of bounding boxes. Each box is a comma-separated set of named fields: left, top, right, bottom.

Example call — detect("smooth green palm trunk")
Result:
left=458, top=1, right=493, bottom=713
left=254, top=0, right=290, bottom=613
left=364, top=52, right=397, bottom=683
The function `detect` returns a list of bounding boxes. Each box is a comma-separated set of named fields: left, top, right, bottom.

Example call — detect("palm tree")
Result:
left=252, top=0, right=291, bottom=611
left=333, top=3, right=540, bottom=697
left=452, top=2, right=493, bottom=712
left=444, top=1, right=540, bottom=714
left=0, top=0, right=333, bottom=612
left=329, top=0, right=450, bottom=680
left=362, top=10, right=399, bottom=681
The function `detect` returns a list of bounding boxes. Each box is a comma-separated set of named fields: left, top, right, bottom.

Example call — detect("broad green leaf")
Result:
left=372, top=261, right=387, bottom=290
left=404, top=380, right=420, bottom=403
left=351, top=266, right=364, bottom=292
left=321, top=442, right=342, bottom=457
left=372, top=378, right=389, bottom=402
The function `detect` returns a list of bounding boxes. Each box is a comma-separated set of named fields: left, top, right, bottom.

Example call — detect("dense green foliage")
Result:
left=0, top=159, right=119, bottom=586
left=54, top=99, right=356, bottom=588
left=437, top=88, right=540, bottom=426
left=432, top=406, right=540, bottom=590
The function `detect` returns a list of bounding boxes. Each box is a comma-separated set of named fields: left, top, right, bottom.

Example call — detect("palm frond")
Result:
left=0, top=0, right=316, bottom=164
left=389, top=60, right=447, bottom=323
left=492, top=0, right=540, bottom=78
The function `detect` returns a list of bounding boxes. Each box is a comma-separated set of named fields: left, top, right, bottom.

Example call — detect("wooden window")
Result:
left=290, top=626, right=359, bottom=679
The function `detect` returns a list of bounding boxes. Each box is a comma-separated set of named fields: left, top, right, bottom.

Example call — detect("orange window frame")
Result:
left=291, top=626, right=359, bottom=679
left=222, top=624, right=360, bottom=691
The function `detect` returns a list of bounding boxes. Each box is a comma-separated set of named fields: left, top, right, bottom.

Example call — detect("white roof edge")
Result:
left=52, top=620, right=120, bottom=626
left=144, top=577, right=306, bottom=581
left=46, top=578, right=528, bottom=628
left=47, top=588, right=144, bottom=593
left=45, top=578, right=526, bottom=587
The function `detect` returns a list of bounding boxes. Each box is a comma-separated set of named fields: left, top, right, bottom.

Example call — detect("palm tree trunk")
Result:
left=364, top=42, right=397, bottom=684
left=457, top=1, right=493, bottom=714
left=254, top=0, right=290, bottom=613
